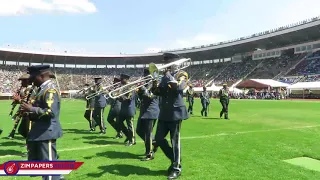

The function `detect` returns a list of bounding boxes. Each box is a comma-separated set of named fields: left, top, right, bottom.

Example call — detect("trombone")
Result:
left=108, top=57, right=191, bottom=99
left=77, top=84, right=95, bottom=94
left=85, top=81, right=121, bottom=100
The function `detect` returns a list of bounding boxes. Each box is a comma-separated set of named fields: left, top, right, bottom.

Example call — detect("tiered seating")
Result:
left=214, top=58, right=259, bottom=86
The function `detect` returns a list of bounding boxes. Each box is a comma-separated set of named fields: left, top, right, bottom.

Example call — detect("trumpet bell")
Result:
left=149, top=63, right=160, bottom=79
left=175, top=70, right=189, bottom=81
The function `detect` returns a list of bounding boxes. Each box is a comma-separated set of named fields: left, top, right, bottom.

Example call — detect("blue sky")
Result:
left=0, top=0, right=319, bottom=54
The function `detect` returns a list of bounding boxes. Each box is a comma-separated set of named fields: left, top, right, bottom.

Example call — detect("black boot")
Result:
left=168, top=170, right=181, bottom=180
left=8, top=131, right=15, bottom=139
left=141, top=153, right=154, bottom=161
left=220, top=111, right=223, bottom=118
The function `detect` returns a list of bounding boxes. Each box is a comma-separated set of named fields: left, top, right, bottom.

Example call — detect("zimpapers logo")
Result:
left=0, top=161, right=83, bottom=176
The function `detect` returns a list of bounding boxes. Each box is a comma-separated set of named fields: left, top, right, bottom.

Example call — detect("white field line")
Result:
left=0, top=125, right=319, bottom=159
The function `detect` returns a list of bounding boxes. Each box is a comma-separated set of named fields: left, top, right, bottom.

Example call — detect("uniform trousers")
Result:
left=187, top=100, right=193, bottom=114
left=107, top=110, right=121, bottom=133
left=93, top=107, right=106, bottom=131
left=155, top=120, right=182, bottom=172
left=84, top=110, right=95, bottom=130
left=136, top=118, right=156, bottom=155
left=28, top=139, right=60, bottom=180
left=118, top=114, right=135, bottom=143
left=18, top=116, right=31, bottom=139
left=220, top=99, right=229, bottom=118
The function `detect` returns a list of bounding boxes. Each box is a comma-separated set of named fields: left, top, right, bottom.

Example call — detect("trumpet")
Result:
left=108, top=57, right=191, bottom=99
left=85, top=81, right=121, bottom=100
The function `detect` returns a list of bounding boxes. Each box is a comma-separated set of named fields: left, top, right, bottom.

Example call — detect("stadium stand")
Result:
left=0, top=16, right=320, bottom=100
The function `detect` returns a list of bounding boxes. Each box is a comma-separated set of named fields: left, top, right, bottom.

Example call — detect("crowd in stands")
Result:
left=287, top=51, right=320, bottom=76
left=215, top=57, right=260, bottom=86
left=0, top=51, right=319, bottom=98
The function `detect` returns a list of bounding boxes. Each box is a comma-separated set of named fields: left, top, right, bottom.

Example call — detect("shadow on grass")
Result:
left=84, top=151, right=141, bottom=160
left=81, top=136, right=114, bottom=140
left=0, top=149, right=23, bottom=157
left=1, top=136, right=25, bottom=141
left=202, top=117, right=223, bottom=120
left=83, top=140, right=122, bottom=146
left=0, top=141, right=24, bottom=147
left=87, top=164, right=166, bottom=177
left=63, top=128, right=95, bottom=135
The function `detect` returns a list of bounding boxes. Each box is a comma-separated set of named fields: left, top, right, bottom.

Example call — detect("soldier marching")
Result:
left=8, top=74, right=36, bottom=139
left=19, top=65, right=64, bottom=180
left=219, top=83, right=230, bottom=120
left=200, top=86, right=210, bottom=117
left=186, top=84, right=195, bottom=115
left=93, top=77, right=107, bottom=134
left=83, top=83, right=96, bottom=131
left=136, top=68, right=159, bottom=161
left=4, top=53, right=195, bottom=180
left=152, top=53, right=189, bottom=179
left=117, top=74, right=137, bottom=146
left=107, top=77, right=123, bottom=139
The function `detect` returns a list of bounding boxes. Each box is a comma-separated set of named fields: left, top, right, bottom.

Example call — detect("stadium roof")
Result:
left=1, top=17, right=320, bottom=65
left=287, top=82, right=320, bottom=90
left=236, top=79, right=290, bottom=89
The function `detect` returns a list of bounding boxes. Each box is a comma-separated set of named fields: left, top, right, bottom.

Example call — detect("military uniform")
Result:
left=18, top=85, right=37, bottom=139
left=186, top=85, right=194, bottom=114
left=200, top=87, right=210, bottom=117
left=84, top=85, right=96, bottom=131
left=107, top=78, right=122, bottom=138
left=154, top=53, right=189, bottom=180
left=136, top=69, right=159, bottom=160
left=117, top=74, right=137, bottom=146
left=8, top=86, right=26, bottom=139
left=93, top=77, right=107, bottom=134
left=25, top=65, right=63, bottom=180
left=219, top=84, right=230, bottom=119
left=8, top=74, right=36, bottom=139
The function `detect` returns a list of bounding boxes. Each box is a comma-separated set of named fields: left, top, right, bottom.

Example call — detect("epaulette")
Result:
left=43, top=88, right=60, bottom=100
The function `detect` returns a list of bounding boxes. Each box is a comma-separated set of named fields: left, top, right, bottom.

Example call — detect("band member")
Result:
left=107, top=77, right=123, bottom=138
left=200, top=86, right=210, bottom=117
left=93, top=77, right=107, bottom=134
left=219, top=83, right=230, bottom=120
left=136, top=68, right=159, bottom=161
left=117, top=74, right=136, bottom=146
left=21, top=65, right=63, bottom=180
left=83, top=84, right=96, bottom=131
left=8, top=74, right=33, bottom=139
left=186, top=84, right=194, bottom=115
left=153, top=53, right=189, bottom=180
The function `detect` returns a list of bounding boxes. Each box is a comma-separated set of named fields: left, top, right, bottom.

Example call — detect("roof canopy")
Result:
left=236, top=79, right=289, bottom=89
left=287, top=82, right=320, bottom=90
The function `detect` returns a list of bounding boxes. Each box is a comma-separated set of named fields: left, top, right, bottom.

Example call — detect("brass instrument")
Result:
left=77, top=84, right=95, bottom=94
left=85, top=81, right=121, bottom=100
left=108, top=57, right=191, bottom=99
left=9, top=86, right=23, bottom=116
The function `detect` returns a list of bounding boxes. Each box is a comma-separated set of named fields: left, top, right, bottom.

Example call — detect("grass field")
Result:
left=1, top=99, right=320, bottom=180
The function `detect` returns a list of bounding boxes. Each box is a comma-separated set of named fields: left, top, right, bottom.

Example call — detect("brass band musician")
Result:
left=153, top=53, right=189, bottom=180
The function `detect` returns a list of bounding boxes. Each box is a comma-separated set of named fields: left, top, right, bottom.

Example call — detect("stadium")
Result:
left=0, top=16, right=320, bottom=180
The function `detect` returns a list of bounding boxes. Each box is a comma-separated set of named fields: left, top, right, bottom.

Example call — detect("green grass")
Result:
left=1, top=99, right=320, bottom=180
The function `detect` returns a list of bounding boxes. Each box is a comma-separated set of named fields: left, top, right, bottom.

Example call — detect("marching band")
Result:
left=3, top=52, right=230, bottom=180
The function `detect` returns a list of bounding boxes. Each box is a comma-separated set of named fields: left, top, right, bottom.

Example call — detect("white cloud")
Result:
left=0, top=0, right=97, bottom=16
